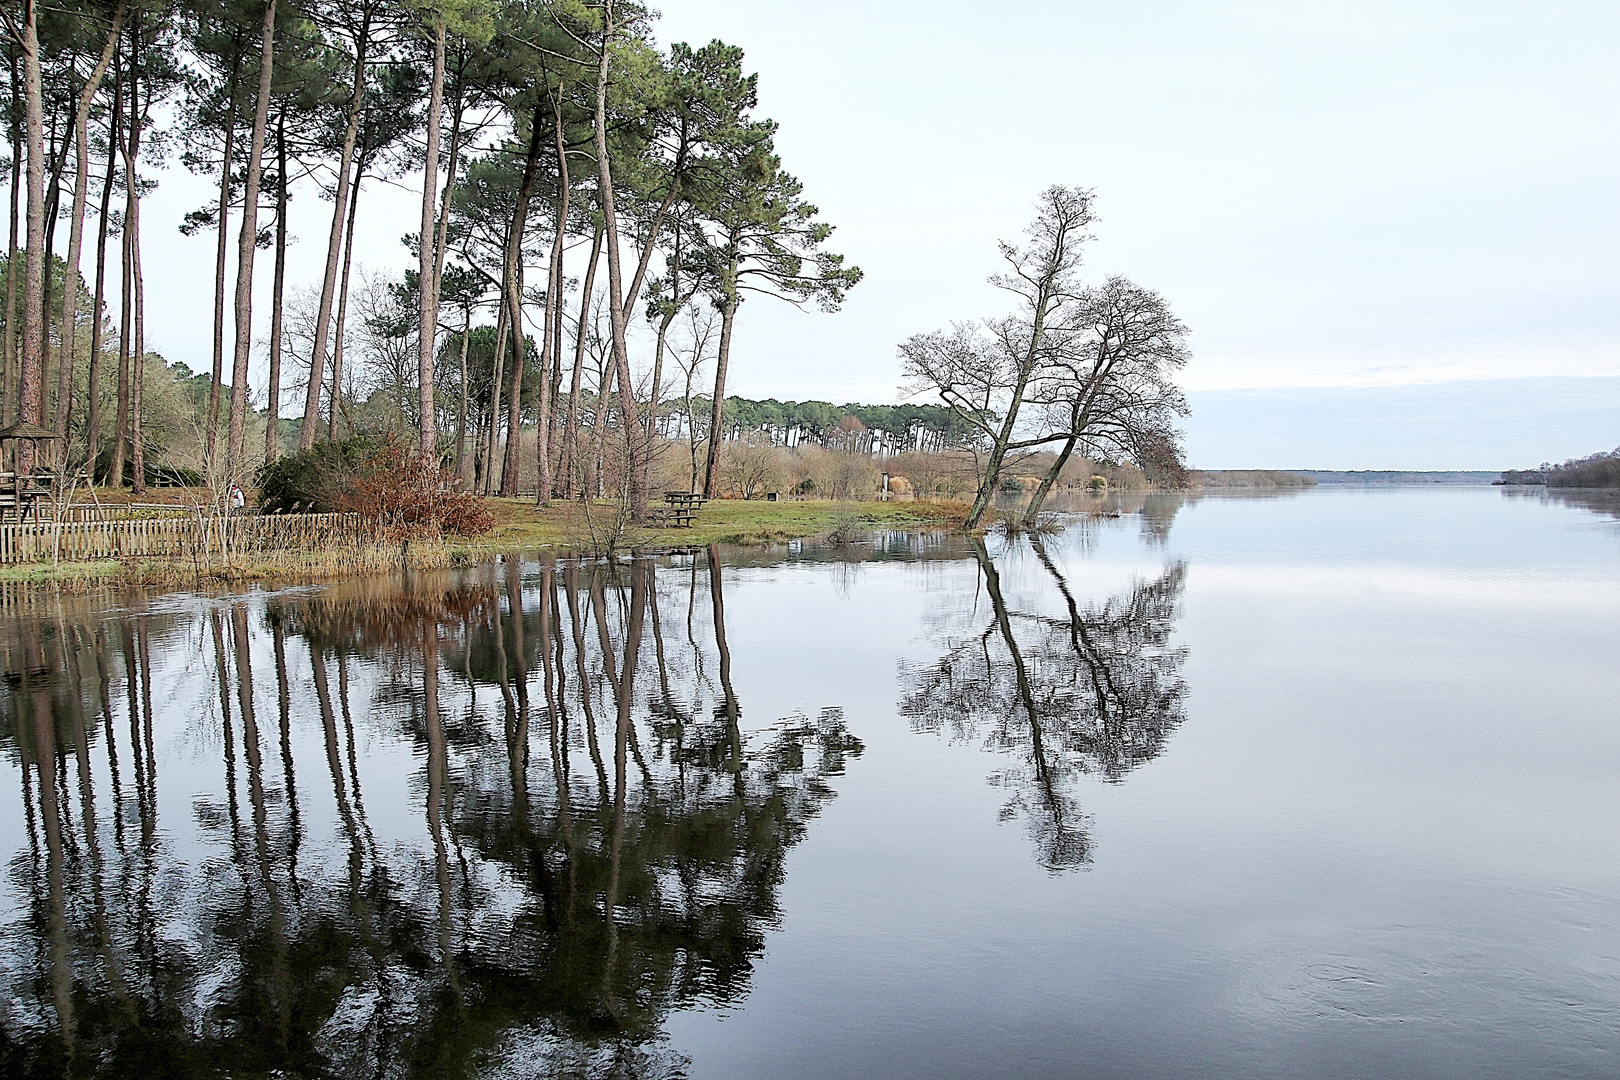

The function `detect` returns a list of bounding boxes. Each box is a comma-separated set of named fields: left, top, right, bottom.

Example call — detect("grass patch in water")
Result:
left=465, top=497, right=965, bottom=552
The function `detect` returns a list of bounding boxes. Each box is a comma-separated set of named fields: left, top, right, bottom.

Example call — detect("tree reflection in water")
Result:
left=0, top=551, right=860, bottom=1079
left=901, top=537, right=1188, bottom=870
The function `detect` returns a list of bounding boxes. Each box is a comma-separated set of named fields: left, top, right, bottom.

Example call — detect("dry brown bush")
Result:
left=719, top=434, right=791, bottom=499
left=335, top=438, right=495, bottom=538
left=886, top=450, right=980, bottom=501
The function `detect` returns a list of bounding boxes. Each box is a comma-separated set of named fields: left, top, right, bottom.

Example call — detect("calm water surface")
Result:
left=2, top=487, right=1617, bottom=1079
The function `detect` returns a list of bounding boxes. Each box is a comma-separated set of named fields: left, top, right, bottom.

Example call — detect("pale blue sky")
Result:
left=73, top=0, right=1620, bottom=467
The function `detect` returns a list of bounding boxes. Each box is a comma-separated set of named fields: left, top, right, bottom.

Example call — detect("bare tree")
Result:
left=1020, top=276, right=1191, bottom=521
left=899, top=185, right=1095, bottom=527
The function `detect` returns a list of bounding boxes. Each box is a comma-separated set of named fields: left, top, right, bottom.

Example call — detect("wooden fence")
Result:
left=0, top=512, right=375, bottom=564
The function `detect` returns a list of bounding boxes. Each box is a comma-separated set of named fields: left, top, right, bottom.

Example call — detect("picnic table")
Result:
left=654, top=491, right=708, bottom=528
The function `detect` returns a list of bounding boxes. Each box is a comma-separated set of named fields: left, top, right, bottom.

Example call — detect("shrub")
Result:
left=335, top=439, right=494, bottom=538
left=719, top=434, right=790, bottom=499
left=259, top=434, right=493, bottom=537
left=826, top=452, right=880, bottom=499
left=886, top=450, right=977, bottom=501
left=257, top=434, right=381, bottom=513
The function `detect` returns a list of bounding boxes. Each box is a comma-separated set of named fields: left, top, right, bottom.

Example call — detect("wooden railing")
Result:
left=0, top=512, right=375, bottom=564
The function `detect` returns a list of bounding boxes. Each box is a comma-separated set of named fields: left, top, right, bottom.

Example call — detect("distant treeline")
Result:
left=1192, top=470, right=1316, bottom=489
left=1299, top=470, right=1500, bottom=485
left=1500, top=448, right=1620, bottom=489
left=666, top=396, right=978, bottom=456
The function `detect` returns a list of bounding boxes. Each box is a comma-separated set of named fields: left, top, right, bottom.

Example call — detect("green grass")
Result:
left=0, top=560, right=125, bottom=585
left=462, top=497, right=965, bottom=554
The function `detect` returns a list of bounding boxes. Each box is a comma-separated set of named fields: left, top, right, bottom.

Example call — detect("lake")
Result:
left=2, top=486, right=1617, bottom=1079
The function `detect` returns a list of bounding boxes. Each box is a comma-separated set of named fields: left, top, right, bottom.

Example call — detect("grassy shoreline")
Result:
left=0, top=498, right=967, bottom=591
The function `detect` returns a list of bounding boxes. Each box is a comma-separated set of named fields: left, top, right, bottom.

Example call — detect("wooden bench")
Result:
left=649, top=505, right=697, bottom=528
left=653, top=491, right=708, bottom=527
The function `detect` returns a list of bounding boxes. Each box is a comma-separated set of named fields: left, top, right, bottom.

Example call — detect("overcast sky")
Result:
left=92, top=0, right=1620, bottom=466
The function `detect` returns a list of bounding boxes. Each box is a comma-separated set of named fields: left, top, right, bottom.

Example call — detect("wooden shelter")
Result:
left=0, top=421, right=66, bottom=520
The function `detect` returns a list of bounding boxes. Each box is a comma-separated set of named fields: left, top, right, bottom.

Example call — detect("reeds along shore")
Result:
left=0, top=497, right=966, bottom=590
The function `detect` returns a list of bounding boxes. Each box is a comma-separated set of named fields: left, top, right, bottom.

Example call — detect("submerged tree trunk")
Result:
left=227, top=0, right=278, bottom=478
left=1024, top=427, right=1079, bottom=524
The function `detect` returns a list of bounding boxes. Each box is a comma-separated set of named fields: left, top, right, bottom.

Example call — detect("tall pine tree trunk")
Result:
left=558, top=222, right=601, bottom=498
left=17, top=0, right=48, bottom=474
left=3, top=45, right=19, bottom=434
left=109, top=69, right=133, bottom=488
left=299, top=23, right=368, bottom=449
left=263, top=109, right=287, bottom=465
left=227, top=0, right=277, bottom=478
left=416, top=20, right=446, bottom=458
left=430, top=68, right=464, bottom=328
left=701, top=258, right=738, bottom=500
left=483, top=303, right=508, bottom=497
left=590, top=357, right=612, bottom=498
left=328, top=148, right=363, bottom=440
left=648, top=229, right=684, bottom=439
left=453, top=303, right=470, bottom=482
left=125, top=25, right=147, bottom=494
left=499, top=261, right=527, bottom=496
left=591, top=1, right=643, bottom=518
left=39, top=123, right=64, bottom=449
left=56, top=0, right=126, bottom=461
left=86, top=55, right=121, bottom=480
left=536, top=89, right=569, bottom=505
left=206, top=56, right=241, bottom=472
left=499, top=107, right=545, bottom=497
